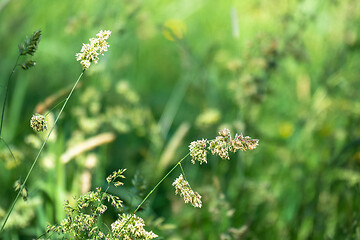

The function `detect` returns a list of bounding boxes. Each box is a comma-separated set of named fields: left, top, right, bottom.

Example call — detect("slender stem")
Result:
left=179, top=163, right=194, bottom=190
left=97, top=184, right=111, bottom=215
left=0, top=137, right=16, bottom=164
left=44, top=98, right=67, bottom=117
left=35, top=230, right=54, bottom=240
left=0, top=70, right=85, bottom=232
left=119, top=152, right=191, bottom=232
left=179, top=163, right=187, bottom=180
left=134, top=152, right=190, bottom=213
left=0, top=55, right=21, bottom=137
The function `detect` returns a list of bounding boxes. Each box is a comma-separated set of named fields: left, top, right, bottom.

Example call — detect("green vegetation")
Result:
left=0, top=0, right=360, bottom=239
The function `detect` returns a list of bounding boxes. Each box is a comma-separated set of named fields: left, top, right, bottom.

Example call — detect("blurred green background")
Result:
left=1, top=0, right=360, bottom=239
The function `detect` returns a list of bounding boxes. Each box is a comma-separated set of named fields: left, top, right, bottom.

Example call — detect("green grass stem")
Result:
left=119, top=152, right=191, bottom=233
left=0, top=69, right=85, bottom=232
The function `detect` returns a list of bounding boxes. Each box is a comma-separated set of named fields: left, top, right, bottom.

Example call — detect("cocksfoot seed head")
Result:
left=30, top=113, right=48, bottom=132
left=208, top=128, right=259, bottom=159
left=111, top=214, right=158, bottom=239
left=18, top=30, right=41, bottom=56
left=189, top=139, right=208, bottom=164
left=173, top=174, right=202, bottom=208
left=76, top=30, right=111, bottom=70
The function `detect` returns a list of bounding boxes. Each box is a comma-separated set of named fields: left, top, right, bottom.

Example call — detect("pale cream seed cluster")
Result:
left=49, top=173, right=152, bottom=239
left=76, top=30, right=111, bottom=70
left=174, top=129, right=258, bottom=208
left=172, top=174, right=202, bottom=208
left=111, top=214, right=158, bottom=240
left=189, top=139, right=208, bottom=164
left=231, top=133, right=259, bottom=151
left=208, top=128, right=232, bottom=159
left=190, top=128, right=259, bottom=161
left=106, top=169, right=126, bottom=187
left=30, top=113, right=48, bottom=132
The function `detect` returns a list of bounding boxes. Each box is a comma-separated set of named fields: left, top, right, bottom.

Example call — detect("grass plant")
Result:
left=1, top=1, right=360, bottom=239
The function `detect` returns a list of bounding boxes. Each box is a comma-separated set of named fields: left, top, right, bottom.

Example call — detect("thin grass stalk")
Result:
left=0, top=69, right=85, bottom=232
left=0, top=138, right=16, bottom=164
left=44, top=98, right=66, bottom=117
left=118, top=152, right=191, bottom=233
left=0, top=55, right=21, bottom=137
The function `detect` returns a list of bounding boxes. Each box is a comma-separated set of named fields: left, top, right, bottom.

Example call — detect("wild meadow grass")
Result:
left=1, top=1, right=360, bottom=239
left=0, top=28, right=259, bottom=239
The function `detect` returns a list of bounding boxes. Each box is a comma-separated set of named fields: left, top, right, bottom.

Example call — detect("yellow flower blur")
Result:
left=279, top=122, right=294, bottom=139
left=162, top=19, right=187, bottom=41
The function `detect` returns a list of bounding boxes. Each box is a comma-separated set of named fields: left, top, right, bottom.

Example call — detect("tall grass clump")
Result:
left=2, top=1, right=360, bottom=239
left=0, top=30, right=41, bottom=166
left=44, top=128, right=258, bottom=239
left=1, top=29, right=111, bottom=232
left=0, top=28, right=259, bottom=239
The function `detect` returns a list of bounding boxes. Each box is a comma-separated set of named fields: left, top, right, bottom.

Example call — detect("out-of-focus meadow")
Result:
left=1, top=0, right=360, bottom=239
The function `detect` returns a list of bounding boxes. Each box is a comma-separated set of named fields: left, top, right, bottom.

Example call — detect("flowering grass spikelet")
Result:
left=189, top=139, right=208, bottom=164
left=106, top=169, right=126, bottom=187
left=13, top=180, right=21, bottom=192
left=173, top=174, right=202, bottom=208
left=48, top=181, right=125, bottom=238
left=76, top=30, right=111, bottom=70
left=20, top=59, right=36, bottom=70
left=111, top=214, right=158, bottom=239
left=30, top=113, right=48, bottom=132
left=208, top=136, right=231, bottom=159
left=208, top=128, right=259, bottom=159
left=231, top=133, right=259, bottom=152
left=18, top=30, right=41, bottom=56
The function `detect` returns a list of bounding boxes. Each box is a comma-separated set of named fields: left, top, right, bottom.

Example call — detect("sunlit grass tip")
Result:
left=75, top=30, right=111, bottom=70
